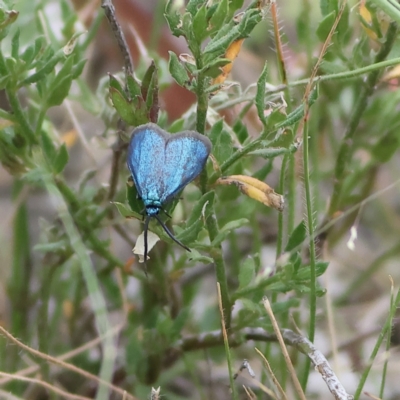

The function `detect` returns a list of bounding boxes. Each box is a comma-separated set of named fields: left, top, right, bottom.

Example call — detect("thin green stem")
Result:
left=276, top=154, right=289, bottom=259
left=81, top=8, right=104, bottom=51
left=300, top=111, right=317, bottom=392
left=196, top=75, right=208, bottom=135
left=35, top=107, right=47, bottom=136
left=369, top=0, right=400, bottom=24
left=37, top=266, right=56, bottom=383
left=207, top=212, right=231, bottom=328
left=218, top=285, right=238, bottom=400
left=379, top=284, right=395, bottom=398
left=216, top=55, right=400, bottom=112
left=354, top=287, right=400, bottom=399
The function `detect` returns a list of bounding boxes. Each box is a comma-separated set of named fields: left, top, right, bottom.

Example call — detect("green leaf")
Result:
left=109, top=73, right=124, bottom=93
left=208, top=0, right=228, bottom=36
left=168, top=118, right=185, bottom=133
left=316, top=11, right=336, bottom=42
left=371, top=130, right=399, bottom=163
left=164, top=0, right=184, bottom=37
left=285, top=220, right=306, bottom=252
left=168, top=51, right=189, bottom=87
left=40, top=131, right=57, bottom=164
left=295, top=261, right=329, bottom=281
left=238, top=257, right=255, bottom=289
left=175, top=220, right=204, bottom=244
left=255, top=61, right=268, bottom=126
left=188, top=249, right=214, bottom=264
left=53, top=143, right=69, bottom=174
left=271, top=298, right=300, bottom=314
left=126, top=180, right=144, bottom=216
left=113, top=201, right=139, bottom=219
left=34, top=240, right=69, bottom=253
left=141, top=61, right=159, bottom=123
left=71, top=59, right=86, bottom=79
left=320, top=0, right=338, bottom=16
left=11, top=28, right=19, bottom=59
left=187, top=0, right=203, bottom=16
left=22, top=49, right=64, bottom=85
left=47, top=75, right=73, bottom=107
left=209, top=121, right=232, bottom=165
left=201, top=57, right=231, bottom=79
left=109, top=87, right=147, bottom=126
left=141, top=61, right=156, bottom=101
left=204, top=8, right=261, bottom=60
left=185, top=191, right=216, bottom=227
left=211, top=218, right=249, bottom=247
left=193, top=3, right=208, bottom=43
left=229, top=0, right=244, bottom=14
left=127, top=74, right=142, bottom=98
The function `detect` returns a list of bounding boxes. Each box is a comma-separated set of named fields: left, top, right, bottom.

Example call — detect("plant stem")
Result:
left=300, top=108, right=317, bottom=391
left=354, top=287, right=400, bottom=399
left=207, top=212, right=231, bottom=328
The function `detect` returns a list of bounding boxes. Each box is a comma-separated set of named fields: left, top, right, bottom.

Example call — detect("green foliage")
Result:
left=1, top=0, right=400, bottom=399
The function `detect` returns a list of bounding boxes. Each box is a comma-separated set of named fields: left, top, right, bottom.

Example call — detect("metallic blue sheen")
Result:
left=127, top=123, right=212, bottom=258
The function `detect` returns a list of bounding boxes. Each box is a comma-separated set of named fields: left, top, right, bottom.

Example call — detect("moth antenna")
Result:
left=161, top=207, right=172, bottom=219
left=153, top=214, right=191, bottom=253
left=143, top=215, right=151, bottom=275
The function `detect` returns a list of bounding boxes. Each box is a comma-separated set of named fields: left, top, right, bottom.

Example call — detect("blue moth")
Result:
left=127, top=123, right=212, bottom=261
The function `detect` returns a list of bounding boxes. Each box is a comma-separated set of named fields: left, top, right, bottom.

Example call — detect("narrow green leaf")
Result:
left=53, top=143, right=69, bottom=174
left=211, top=218, right=249, bottom=247
left=271, top=298, right=300, bottom=314
left=371, top=130, right=399, bottom=162
left=238, top=257, right=255, bottom=289
left=208, top=0, right=229, bottom=36
left=109, top=87, right=137, bottom=125
left=164, top=0, right=184, bottom=37
left=320, top=0, right=338, bottom=16
left=175, top=220, right=203, bottom=244
left=20, top=43, right=35, bottom=66
left=47, top=75, right=73, bottom=107
left=185, top=191, right=215, bottom=227
left=71, top=59, right=86, bottom=79
left=187, top=249, right=213, bottom=264
left=126, top=180, right=143, bottom=216
left=210, top=121, right=232, bottom=164
left=168, top=51, right=189, bottom=87
left=141, top=61, right=156, bottom=101
left=256, top=61, right=268, bottom=126
left=109, top=74, right=124, bottom=93
left=193, top=4, right=208, bottom=43
left=285, top=220, right=306, bottom=252
left=127, top=75, right=142, bottom=98
left=316, top=11, right=336, bottom=42
left=201, top=57, right=231, bottom=78
left=22, top=49, right=64, bottom=85
left=40, top=132, right=57, bottom=164
left=113, top=201, right=139, bottom=219
left=11, top=28, right=19, bottom=59
left=187, top=0, right=203, bottom=16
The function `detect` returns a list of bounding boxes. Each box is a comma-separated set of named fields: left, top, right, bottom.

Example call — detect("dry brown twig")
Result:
left=0, top=372, right=92, bottom=400
left=262, top=297, right=353, bottom=400
left=0, top=324, right=136, bottom=400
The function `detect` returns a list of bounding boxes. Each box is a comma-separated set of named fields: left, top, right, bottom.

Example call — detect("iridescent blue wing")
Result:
left=161, top=132, right=212, bottom=203
left=127, top=124, right=168, bottom=204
